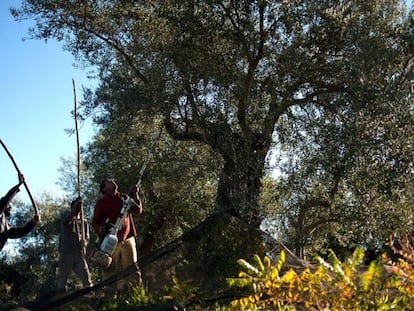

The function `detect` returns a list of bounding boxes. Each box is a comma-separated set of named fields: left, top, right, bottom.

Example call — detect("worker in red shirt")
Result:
left=91, top=178, right=142, bottom=297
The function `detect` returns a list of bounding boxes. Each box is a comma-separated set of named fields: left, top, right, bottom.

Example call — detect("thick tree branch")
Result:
left=61, top=14, right=148, bottom=84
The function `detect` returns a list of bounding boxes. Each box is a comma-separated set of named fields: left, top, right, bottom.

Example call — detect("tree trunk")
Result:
left=214, top=133, right=268, bottom=228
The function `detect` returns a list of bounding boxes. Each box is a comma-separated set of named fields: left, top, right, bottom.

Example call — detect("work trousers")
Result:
left=103, top=237, right=142, bottom=295
left=57, top=253, right=92, bottom=291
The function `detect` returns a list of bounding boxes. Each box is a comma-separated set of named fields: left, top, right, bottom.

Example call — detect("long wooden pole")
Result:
left=0, top=139, right=40, bottom=217
left=73, top=79, right=86, bottom=254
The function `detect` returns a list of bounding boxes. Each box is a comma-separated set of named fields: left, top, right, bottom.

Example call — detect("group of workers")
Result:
left=0, top=173, right=143, bottom=298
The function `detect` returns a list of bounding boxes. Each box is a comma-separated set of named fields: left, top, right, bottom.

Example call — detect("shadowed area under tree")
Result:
left=19, top=211, right=308, bottom=310
left=139, top=211, right=308, bottom=296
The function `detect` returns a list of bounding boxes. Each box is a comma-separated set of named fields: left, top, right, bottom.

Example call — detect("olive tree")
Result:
left=11, top=1, right=414, bottom=231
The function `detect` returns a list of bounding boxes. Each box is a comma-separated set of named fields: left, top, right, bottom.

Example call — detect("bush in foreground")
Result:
left=227, top=242, right=414, bottom=310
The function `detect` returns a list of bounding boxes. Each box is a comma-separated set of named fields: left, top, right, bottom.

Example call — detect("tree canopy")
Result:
left=11, top=0, right=414, bottom=254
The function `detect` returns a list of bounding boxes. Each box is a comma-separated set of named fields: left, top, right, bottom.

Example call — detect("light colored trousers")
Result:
left=103, top=237, right=142, bottom=294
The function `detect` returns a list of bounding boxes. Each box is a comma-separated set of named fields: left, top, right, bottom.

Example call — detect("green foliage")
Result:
left=120, top=284, right=150, bottom=306
left=81, top=116, right=218, bottom=254
left=227, top=248, right=414, bottom=310
left=0, top=194, right=103, bottom=306
left=0, top=281, right=12, bottom=302
left=11, top=1, right=414, bottom=240
left=5, top=1, right=414, bottom=307
left=96, top=284, right=151, bottom=310
left=56, top=155, right=98, bottom=217
left=384, top=233, right=414, bottom=300
left=160, top=276, right=199, bottom=309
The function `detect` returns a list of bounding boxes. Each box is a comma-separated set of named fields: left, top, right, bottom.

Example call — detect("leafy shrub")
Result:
left=161, top=276, right=199, bottom=308
left=93, top=236, right=414, bottom=310
left=227, top=247, right=414, bottom=310
left=384, top=233, right=414, bottom=300
left=0, top=281, right=12, bottom=302
left=96, top=283, right=150, bottom=310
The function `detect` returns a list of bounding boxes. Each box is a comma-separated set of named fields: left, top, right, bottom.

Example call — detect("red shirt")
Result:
left=92, top=191, right=140, bottom=242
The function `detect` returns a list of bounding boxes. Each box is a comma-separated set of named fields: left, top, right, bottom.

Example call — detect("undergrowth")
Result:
left=96, top=234, right=414, bottom=310
left=227, top=234, right=414, bottom=310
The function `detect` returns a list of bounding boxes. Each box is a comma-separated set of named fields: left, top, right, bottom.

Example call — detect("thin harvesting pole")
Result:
left=73, top=78, right=86, bottom=254
left=0, top=139, right=40, bottom=218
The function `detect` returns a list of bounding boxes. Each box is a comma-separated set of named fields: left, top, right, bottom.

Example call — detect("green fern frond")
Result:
left=317, top=256, right=334, bottom=272
left=350, top=247, right=365, bottom=268
left=227, top=277, right=253, bottom=288
left=361, top=261, right=382, bottom=291
left=252, top=254, right=265, bottom=272
left=263, top=255, right=272, bottom=268
left=327, top=248, right=341, bottom=266
left=276, top=250, right=286, bottom=273
left=237, top=258, right=260, bottom=275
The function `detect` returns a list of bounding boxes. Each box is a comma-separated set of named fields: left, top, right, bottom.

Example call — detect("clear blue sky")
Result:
left=0, top=1, right=96, bottom=202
